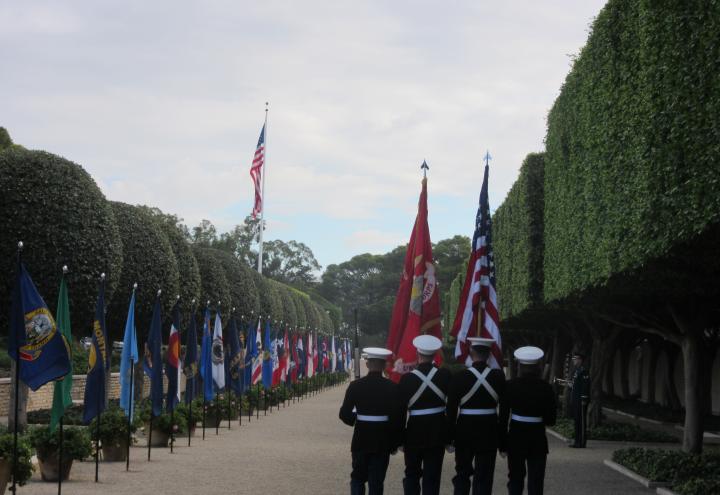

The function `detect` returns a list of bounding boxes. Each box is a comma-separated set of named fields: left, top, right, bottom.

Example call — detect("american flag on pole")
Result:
left=250, top=125, right=266, bottom=218
left=450, top=155, right=502, bottom=369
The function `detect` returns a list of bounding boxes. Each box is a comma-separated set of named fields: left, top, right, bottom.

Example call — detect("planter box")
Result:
left=603, top=459, right=671, bottom=489
left=37, top=455, right=73, bottom=482
left=101, top=441, right=128, bottom=462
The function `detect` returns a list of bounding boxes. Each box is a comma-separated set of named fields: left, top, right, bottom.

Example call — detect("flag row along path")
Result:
left=28, top=381, right=658, bottom=495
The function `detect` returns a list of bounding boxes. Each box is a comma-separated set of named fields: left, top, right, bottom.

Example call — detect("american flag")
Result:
left=249, top=124, right=266, bottom=218
left=450, top=156, right=503, bottom=368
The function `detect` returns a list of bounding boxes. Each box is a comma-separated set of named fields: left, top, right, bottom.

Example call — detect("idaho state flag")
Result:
left=9, top=261, right=71, bottom=391
left=386, top=172, right=442, bottom=382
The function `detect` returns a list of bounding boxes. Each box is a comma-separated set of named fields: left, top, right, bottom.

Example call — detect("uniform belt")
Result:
left=511, top=414, right=543, bottom=423
left=459, top=408, right=496, bottom=415
left=356, top=414, right=389, bottom=422
left=408, top=406, right=445, bottom=416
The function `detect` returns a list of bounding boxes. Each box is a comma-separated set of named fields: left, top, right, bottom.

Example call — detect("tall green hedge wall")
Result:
left=543, top=0, right=720, bottom=303
left=0, top=149, right=124, bottom=338
left=493, top=153, right=544, bottom=321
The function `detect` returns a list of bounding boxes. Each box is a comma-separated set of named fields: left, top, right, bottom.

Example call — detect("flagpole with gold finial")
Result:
left=257, top=102, right=269, bottom=274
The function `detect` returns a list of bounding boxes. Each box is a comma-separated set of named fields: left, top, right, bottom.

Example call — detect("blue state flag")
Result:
left=261, top=320, right=273, bottom=390
left=146, top=296, right=163, bottom=417
left=83, top=279, right=109, bottom=424
left=9, top=261, right=71, bottom=391
left=199, top=308, right=213, bottom=401
left=243, top=321, right=255, bottom=389
left=119, top=289, right=139, bottom=420
left=226, top=316, right=244, bottom=396
left=183, top=309, right=199, bottom=404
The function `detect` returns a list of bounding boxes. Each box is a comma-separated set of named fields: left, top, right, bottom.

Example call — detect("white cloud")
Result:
left=0, top=0, right=606, bottom=266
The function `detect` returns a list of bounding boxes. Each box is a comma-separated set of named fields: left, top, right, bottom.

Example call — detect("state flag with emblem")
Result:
left=200, top=308, right=214, bottom=401
left=211, top=310, right=225, bottom=391
left=183, top=307, right=199, bottom=404
left=226, top=315, right=244, bottom=396
left=262, top=320, right=273, bottom=389
left=166, top=300, right=181, bottom=412
left=83, top=276, right=110, bottom=423
left=386, top=168, right=443, bottom=382
left=9, top=260, right=72, bottom=392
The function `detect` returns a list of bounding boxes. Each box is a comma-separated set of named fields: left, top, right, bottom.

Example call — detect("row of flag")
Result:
left=8, top=257, right=352, bottom=432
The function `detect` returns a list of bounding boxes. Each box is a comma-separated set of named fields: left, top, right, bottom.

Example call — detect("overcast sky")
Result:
left=1, top=0, right=606, bottom=269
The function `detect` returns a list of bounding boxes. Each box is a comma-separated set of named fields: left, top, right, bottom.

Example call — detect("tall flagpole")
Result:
left=257, top=102, right=269, bottom=274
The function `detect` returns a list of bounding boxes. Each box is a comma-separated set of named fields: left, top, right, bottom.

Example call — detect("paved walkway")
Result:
left=26, top=382, right=657, bottom=495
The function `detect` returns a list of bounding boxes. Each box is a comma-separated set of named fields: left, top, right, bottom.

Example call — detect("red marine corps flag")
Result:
left=451, top=153, right=502, bottom=368
left=386, top=162, right=443, bottom=383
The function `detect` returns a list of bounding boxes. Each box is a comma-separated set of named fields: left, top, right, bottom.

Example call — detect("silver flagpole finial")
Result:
left=62, top=265, right=68, bottom=274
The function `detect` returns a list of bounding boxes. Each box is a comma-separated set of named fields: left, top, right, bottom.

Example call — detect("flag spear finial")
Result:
left=484, top=150, right=492, bottom=167
left=421, top=160, right=429, bottom=178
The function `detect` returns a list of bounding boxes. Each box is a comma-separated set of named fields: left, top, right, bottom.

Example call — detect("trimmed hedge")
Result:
left=107, top=202, right=179, bottom=340
left=0, top=127, right=12, bottom=150
left=192, top=247, right=232, bottom=311
left=0, top=149, right=123, bottom=337
left=207, top=248, right=259, bottom=318
left=277, top=284, right=298, bottom=328
left=543, top=0, right=720, bottom=303
left=493, top=153, right=544, bottom=320
left=612, top=447, right=720, bottom=494
left=552, top=417, right=677, bottom=443
left=292, top=289, right=308, bottom=329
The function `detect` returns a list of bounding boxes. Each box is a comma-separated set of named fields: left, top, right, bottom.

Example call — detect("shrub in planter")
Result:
left=89, top=406, right=137, bottom=461
left=0, top=431, right=33, bottom=491
left=136, top=402, right=187, bottom=447
left=28, top=426, right=91, bottom=481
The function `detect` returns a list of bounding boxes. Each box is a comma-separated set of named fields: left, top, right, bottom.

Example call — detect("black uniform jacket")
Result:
left=571, top=365, right=590, bottom=407
left=339, top=371, right=402, bottom=453
left=398, top=363, right=452, bottom=450
left=446, top=362, right=506, bottom=450
left=499, top=374, right=557, bottom=455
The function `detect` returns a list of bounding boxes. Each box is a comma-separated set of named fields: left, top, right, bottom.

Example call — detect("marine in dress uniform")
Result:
left=340, top=347, right=403, bottom=495
left=499, top=346, right=557, bottom=495
left=446, top=337, right=506, bottom=495
left=569, top=352, right=590, bottom=448
left=398, top=335, right=452, bottom=495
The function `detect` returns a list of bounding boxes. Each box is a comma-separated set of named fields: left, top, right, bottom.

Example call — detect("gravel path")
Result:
left=25, top=381, right=656, bottom=495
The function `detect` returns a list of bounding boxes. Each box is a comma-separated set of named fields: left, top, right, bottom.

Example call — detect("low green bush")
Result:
left=552, top=418, right=677, bottom=443
left=89, top=406, right=137, bottom=447
left=673, top=476, right=720, bottom=495
left=28, top=426, right=92, bottom=461
left=0, top=431, right=34, bottom=485
left=27, top=405, right=84, bottom=426
left=612, top=447, right=720, bottom=487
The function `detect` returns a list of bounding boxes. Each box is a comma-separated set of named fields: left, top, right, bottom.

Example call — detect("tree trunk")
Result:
left=618, top=340, right=631, bottom=399
left=587, top=323, right=619, bottom=429
left=681, top=332, right=704, bottom=453
left=646, top=342, right=658, bottom=404
left=550, top=331, right=563, bottom=383
left=663, top=343, right=682, bottom=411
left=8, top=360, right=28, bottom=432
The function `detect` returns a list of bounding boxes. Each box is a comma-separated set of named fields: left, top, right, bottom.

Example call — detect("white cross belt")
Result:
left=356, top=414, right=389, bottom=422
left=408, top=406, right=445, bottom=416
left=511, top=414, right=543, bottom=423
left=459, top=408, right=496, bottom=415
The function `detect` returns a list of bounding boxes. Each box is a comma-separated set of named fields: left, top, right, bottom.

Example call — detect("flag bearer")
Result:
left=446, top=337, right=506, bottom=495
left=398, top=335, right=451, bottom=495
left=339, top=347, right=402, bottom=495
left=499, top=346, right=557, bottom=495
left=568, top=352, right=590, bottom=448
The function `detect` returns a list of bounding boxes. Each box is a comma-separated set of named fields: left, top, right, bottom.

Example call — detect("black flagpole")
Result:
left=126, top=354, right=134, bottom=471
left=95, top=395, right=101, bottom=481
left=215, top=391, right=220, bottom=435
left=170, top=408, right=175, bottom=453
left=257, top=383, right=261, bottom=419
left=11, top=242, right=23, bottom=495
left=57, top=416, right=63, bottom=495
left=188, top=400, right=193, bottom=447
left=147, top=415, right=153, bottom=461
left=202, top=396, right=207, bottom=440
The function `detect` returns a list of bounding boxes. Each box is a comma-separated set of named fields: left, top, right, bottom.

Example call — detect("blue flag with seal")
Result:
left=145, top=295, right=163, bottom=417
left=9, top=261, right=71, bottom=391
left=262, top=320, right=273, bottom=390
left=199, top=308, right=213, bottom=401
left=226, top=316, right=244, bottom=396
left=119, top=288, right=138, bottom=420
left=83, top=277, right=109, bottom=424
left=183, top=308, right=199, bottom=404
left=243, top=321, right=255, bottom=389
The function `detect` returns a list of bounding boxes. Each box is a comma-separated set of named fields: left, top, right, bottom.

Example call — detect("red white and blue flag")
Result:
left=251, top=319, right=263, bottom=385
left=250, top=125, right=266, bottom=219
left=451, top=157, right=502, bottom=368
